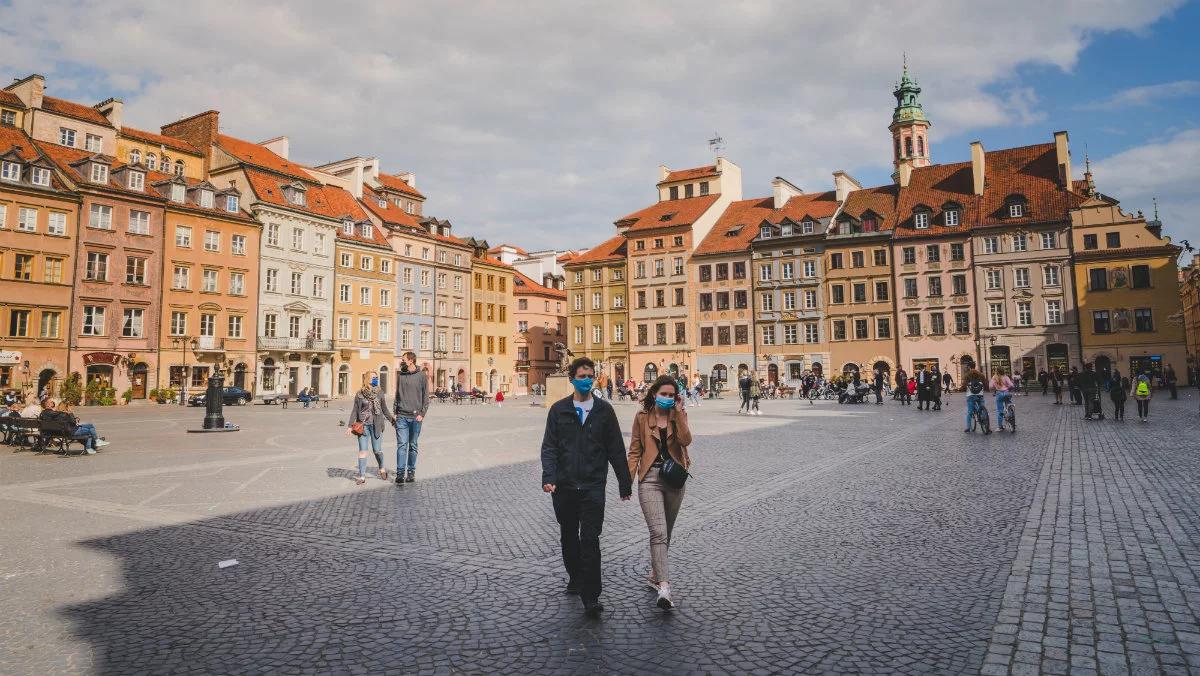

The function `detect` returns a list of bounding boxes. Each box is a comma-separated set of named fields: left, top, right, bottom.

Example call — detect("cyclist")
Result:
left=963, top=369, right=988, bottom=433
left=991, top=368, right=1015, bottom=432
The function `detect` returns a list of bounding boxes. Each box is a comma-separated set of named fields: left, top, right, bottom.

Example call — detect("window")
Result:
left=85, top=252, right=108, bottom=281
left=876, top=317, right=891, bottom=339
left=0, top=110, right=14, bottom=126
left=781, top=292, right=794, bottom=310
left=7, top=310, right=29, bottom=338
left=714, top=263, right=728, bottom=281
left=802, top=260, right=816, bottom=277
left=291, top=228, right=303, bottom=250
left=1, top=160, right=19, bottom=181
left=761, top=325, right=776, bottom=345
left=851, top=251, right=864, bottom=268
left=655, top=323, right=667, bottom=345
left=804, top=322, right=819, bottom=343
left=954, top=311, right=970, bottom=334
left=760, top=264, right=773, bottom=281
left=831, top=320, right=846, bottom=341
left=952, top=274, right=967, bottom=296
left=312, top=276, right=324, bottom=298
left=831, top=285, right=845, bottom=304
left=17, top=207, right=36, bottom=232
left=1106, top=232, right=1121, bottom=248
left=988, top=302, right=1005, bottom=327
left=121, top=209, right=150, bottom=235
left=926, top=244, right=940, bottom=262
left=13, top=254, right=32, bottom=280
left=905, top=314, right=921, bottom=336
left=673, top=257, right=684, bottom=275
left=1131, top=265, right=1151, bottom=289
left=44, top=257, right=63, bottom=283
left=1083, top=234, right=1098, bottom=250
left=380, top=259, right=391, bottom=274
left=1041, top=232, right=1057, bottom=249
left=913, top=212, right=929, bottom=229
left=173, top=265, right=191, bottom=290
left=902, top=247, right=916, bottom=265
left=225, top=195, right=239, bottom=212
left=950, top=243, right=965, bottom=261
left=288, top=316, right=301, bottom=338
left=802, top=220, right=815, bottom=234
left=82, top=305, right=105, bottom=335
left=1092, top=310, right=1111, bottom=334
left=202, top=269, right=218, bottom=293
left=654, top=259, right=664, bottom=277
left=673, top=236, right=684, bottom=247
left=734, top=290, right=748, bottom=309
left=229, top=272, right=245, bottom=295
left=1012, top=234, right=1027, bottom=252
left=263, top=314, right=277, bottom=337
left=1089, top=268, right=1108, bottom=291
left=929, top=313, right=945, bottom=335
left=874, top=281, right=889, bottom=301
left=228, top=315, right=242, bottom=339
left=89, top=163, right=108, bottom=184
left=199, top=313, right=215, bottom=337
left=700, top=327, right=714, bottom=346
left=266, top=223, right=279, bottom=246
left=1042, top=265, right=1060, bottom=287
left=592, top=325, right=603, bottom=343
left=1016, top=301, right=1032, bottom=327
left=829, top=253, right=843, bottom=270
left=903, top=278, right=918, bottom=298
left=265, top=268, right=278, bottom=293
left=59, top=128, right=76, bottom=147
left=360, top=287, right=371, bottom=305
left=760, top=293, right=774, bottom=311
left=125, top=256, right=145, bottom=285
left=380, top=289, right=391, bottom=307
left=983, top=237, right=999, bottom=254
left=781, top=262, right=794, bottom=279
left=654, top=289, right=665, bottom=307
left=290, top=272, right=302, bottom=295
left=1014, top=267, right=1030, bottom=288
left=31, top=167, right=49, bottom=186
left=89, top=204, right=112, bottom=229
left=204, top=230, right=220, bottom=252
left=945, top=209, right=959, bottom=226
left=359, top=319, right=371, bottom=341
left=175, top=226, right=192, bottom=248
left=927, top=277, right=942, bottom=296
left=314, top=233, right=326, bottom=256
left=733, top=262, right=746, bottom=279
left=592, top=292, right=602, bottom=310
left=614, top=294, right=625, bottom=308
left=782, top=324, right=798, bottom=344
left=1009, top=202, right=1024, bottom=218
left=339, top=317, right=353, bottom=340
left=122, top=308, right=144, bottom=337
left=803, top=290, right=816, bottom=309
left=986, top=269, right=1002, bottom=290
left=1046, top=300, right=1063, bottom=325
left=1134, top=308, right=1153, bottom=332
left=636, top=324, right=647, bottom=346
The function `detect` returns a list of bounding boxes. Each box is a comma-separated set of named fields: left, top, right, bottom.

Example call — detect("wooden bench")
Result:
left=2, top=417, right=42, bottom=448
left=37, top=419, right=93, bottom=456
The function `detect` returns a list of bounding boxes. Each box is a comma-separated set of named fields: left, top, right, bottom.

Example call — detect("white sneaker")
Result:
left=95, top=439, right=110, bottom=448
left=656, top=582, right=674, bottom=610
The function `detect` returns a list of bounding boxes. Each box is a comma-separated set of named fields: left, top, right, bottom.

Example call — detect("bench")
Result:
left=2, top=417, right=42, bottom=448
left=37, top=419, right=92, bottom=456
left=279, top=396, right=329, bottom=409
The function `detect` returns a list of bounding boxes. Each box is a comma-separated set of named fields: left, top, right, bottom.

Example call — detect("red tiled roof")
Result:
left=512, top=269, right=567, bottom=299
left=375, top=172, right=425, bottom=199
left=616, top=194, right=720, bottom=232
left=41, top=96, right=113, bottom=127
left=0, top=91, right=25, bottom=108
left=121, top=126, right=201, bottom=155
left=0, top=126, right=43, bottom=162
left=694, top=198, right=775, bottom=256
left=36, top=141, right=165, bottom=200
left=565, top=235, right=626, bottom=265
left=243, top=168, right=369, bottom=222
left=151, top=176, right=258, bottom=223
left=892, top=159, right=979, bottom=240
left=472, top=255, right=512, bottom=269
left=978, top=143, right=1083, bottom=226
left=838, top=184, right=900, bottom=231
left=489, top=243, right=527, bottom=256
left=775, top=191, right=840, bottom=224
left=216, top=134, right=312, bottom=180
left=361, top=184, right=422, bottom=228
left=557, top=251, right=581, bottom=263
left=660, top=165, right=718, bottom=184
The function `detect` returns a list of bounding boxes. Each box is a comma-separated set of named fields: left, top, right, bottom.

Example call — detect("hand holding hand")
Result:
left=542, top=483, right=556, bottom=493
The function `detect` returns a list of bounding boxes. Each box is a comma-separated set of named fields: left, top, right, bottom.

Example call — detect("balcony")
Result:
left=258, top=336, right=334, bottom=352
left=194, top=336, right=225, bottom=352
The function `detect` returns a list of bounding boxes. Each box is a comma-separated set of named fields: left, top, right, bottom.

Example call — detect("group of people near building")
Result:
left=2, top=392, right=107, bottom=453
left=344, top=351, right=429, bottom=485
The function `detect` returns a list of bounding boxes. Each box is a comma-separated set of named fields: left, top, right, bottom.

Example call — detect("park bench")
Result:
left=2, top=417, right=42, bottom=448
left=37, top=419, right=93, bottom=456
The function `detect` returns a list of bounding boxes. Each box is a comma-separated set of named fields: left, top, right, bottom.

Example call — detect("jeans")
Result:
left=395, top=416, right=422, bottom=474
left=356, top=424, right=384, bottom=477
left=740, top=391, right=750, bottom=412
left=966, top=395, right=984, bottom=429
left=76, top=422, right=98, bottom=450
left=1136, top=398, right=1149, bottom=418
left=552, top=487, right=606, bottom=601
left=995, top=392, right=1012, bottom=420
left=638, top=467, right=684, bottom=584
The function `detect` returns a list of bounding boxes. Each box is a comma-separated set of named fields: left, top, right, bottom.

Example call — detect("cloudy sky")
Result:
left=2, top=0, right=1198, bottom=253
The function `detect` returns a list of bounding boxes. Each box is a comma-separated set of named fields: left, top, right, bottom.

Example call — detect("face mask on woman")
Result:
left=655, top=394, right=676, bottom=410
left=370, top=378, right=379, bottom=387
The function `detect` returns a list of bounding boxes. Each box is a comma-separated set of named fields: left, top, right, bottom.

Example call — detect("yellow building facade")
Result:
left=468, top=246, right=515, bottom=393
left=333, top=220, right=400, bottom=397
left=564, top=235, right=629, bottom=385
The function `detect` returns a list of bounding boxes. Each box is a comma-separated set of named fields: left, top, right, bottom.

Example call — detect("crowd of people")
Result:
left=2, top=389, right=108, bottom=453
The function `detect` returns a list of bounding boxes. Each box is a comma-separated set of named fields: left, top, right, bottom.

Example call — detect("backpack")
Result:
left=1135, top=380, right=1150, bottom=397
left=967, top=379, right=985, bottom=395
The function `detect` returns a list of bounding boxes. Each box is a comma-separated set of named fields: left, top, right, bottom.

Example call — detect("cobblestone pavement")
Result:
left=1, top=391, right=1198, bottom=674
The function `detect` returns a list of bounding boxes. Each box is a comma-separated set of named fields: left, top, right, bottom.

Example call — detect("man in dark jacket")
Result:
left=1079, top=362, right=1102, bottom=420
left=872, top=368, right=885, bottom=405
left=895, top=368, right=910, bottom=405
left=541, top=357, right=631, bottom=617
left=393, top=351, right=429, bottom=484
left=914, top=364, right=934, bottom=410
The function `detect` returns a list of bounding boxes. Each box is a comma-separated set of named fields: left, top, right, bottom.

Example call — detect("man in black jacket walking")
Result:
left=541, top=357, right=632, bottom=617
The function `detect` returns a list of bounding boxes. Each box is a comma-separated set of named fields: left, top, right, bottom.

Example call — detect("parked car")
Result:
left=188, top=386, right=253, bottom=406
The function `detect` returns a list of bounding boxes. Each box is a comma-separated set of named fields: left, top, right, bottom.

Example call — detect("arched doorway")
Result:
left=872, top=360, right=891, bottom=378
left=1094, top=355, right=1112, bottom=383
left=488, top=369, right=498, bottom=392
left=989, top=346, right=1012, bottom=375
left=337, top=365, right=350, bottom=396
left=668, top=363, right=679, bottom=378
left=643, top=363, right=657, bottom=383
left=262, top=358, right=277, bottom=392
left=710, top=364, right=728, bottom=388
left=309, top=357, right=322, bottom=393
left=811, top=362, right=824, bottom=378
left=842, top=362, right=859, bottom=378
left=130, top=362, right=149, bottom=399
left=767, top=363, right=779, bottom=384
left=378, top=365, right=390, bottom=394
left=233, top=363, right=247, bottom=390
left=456, top=368, right=466, bottom=389
left=613, top=363, right=625, bottom=384
left=1046, top=343, right=1069, bottom=375
left=36, top=369, right=56, bottom=398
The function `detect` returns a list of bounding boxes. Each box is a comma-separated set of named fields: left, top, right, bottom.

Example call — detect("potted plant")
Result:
left=60, top=373, right=83, bottom=407
left=121, top=388, right=133, bottom=404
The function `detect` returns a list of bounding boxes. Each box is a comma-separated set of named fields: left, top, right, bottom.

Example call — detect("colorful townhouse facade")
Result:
left=423, top=217, right=473, bottom=389
left=1181, top=255, right=1200, bottom=383
left=468, top=242, right=515, bottom=392
left=512, top=270, right=566, bottom=393
left=331, top=217, right=398, bottom=397
left=563, top=235, right=629, bottom=385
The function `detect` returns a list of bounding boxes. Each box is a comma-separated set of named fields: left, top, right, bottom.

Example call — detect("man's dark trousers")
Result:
left=552, top=487, right=605, bottom=601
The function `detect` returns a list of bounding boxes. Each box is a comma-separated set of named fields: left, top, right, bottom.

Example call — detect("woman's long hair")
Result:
left=640, top=375, right=679, bottom=412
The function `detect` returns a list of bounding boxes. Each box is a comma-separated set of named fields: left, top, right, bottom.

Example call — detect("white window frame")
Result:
left=128, top=210, right=150, bottom=235
left=175, top=225, right=192, bottom=248
left=89, top=204, right=112, bottom=229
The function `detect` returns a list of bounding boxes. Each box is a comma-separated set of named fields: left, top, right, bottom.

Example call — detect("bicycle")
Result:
left=996, top=394, right=1016, bottom=433
left=967, top=396, right=991, bottom=434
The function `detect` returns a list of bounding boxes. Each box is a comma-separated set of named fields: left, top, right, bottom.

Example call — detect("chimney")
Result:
left=832, top=170, right=862, bottom=202
left=7, top=74, right=45, bottom=109
left=771, top=177, right=803, bottom=209
left=162, top=110, right=219, bottom=176
left=260, top=136, right=289, bottom=160
left=897, top=160, right=914, bottom=188
left=395, top=171, right=416, bottom=188
left=658, top=165, right=671, bottom=183
left=95, top=98, right=123, bottom=130
left=970, top=141, right=986, bottom=196
left=1053, top=130, right=1071, bottom=189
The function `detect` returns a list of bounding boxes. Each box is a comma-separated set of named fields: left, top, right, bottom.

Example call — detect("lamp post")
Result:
left=202, top=363, right=225, bottom=430
left=432, top=349, right=448, bottom=389
left=173, top=336, right=196, bottom=405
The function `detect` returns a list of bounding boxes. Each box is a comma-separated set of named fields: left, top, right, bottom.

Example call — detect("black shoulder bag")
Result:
left=656, top=420, right=690, bottom=489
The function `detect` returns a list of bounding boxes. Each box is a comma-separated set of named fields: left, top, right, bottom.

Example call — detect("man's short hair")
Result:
left=568, top=357, right=595, bottom=379
left=403, top=351, right=417, bottom=363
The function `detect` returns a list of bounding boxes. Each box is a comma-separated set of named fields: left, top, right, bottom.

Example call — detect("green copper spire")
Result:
left=892, top=60, right=927, bottom=126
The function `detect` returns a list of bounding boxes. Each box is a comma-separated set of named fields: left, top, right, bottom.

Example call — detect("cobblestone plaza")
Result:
left=2, top=392, right=1199, bottom=674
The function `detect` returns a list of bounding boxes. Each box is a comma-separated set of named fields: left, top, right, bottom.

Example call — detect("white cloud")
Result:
left=1077, top=80, right=1200, bottom=110
left=1091, top=128, right=1200, bottom=248
left=0, top=0, right=1185, bottom=248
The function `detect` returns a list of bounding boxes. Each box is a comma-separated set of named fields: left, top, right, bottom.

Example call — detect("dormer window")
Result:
left=802, top=220, right=814, bottom=234
left=0, top=160, right=19, bottom=181
left=30, top=167, right=50, bottom=186
left=342, top=220, right=354, bottom=235
left=913, top=210, right=930, bottom=229
left=781, top=223, right=793, bottom=237
left=862, top=216, right=877, bottom=232
left=225, top=195, right=239, bottom=212
left=1009, top=203, right=1024, bottom=218
left=161, top=155, right=171, bottom=170
left=378, top=198, right=386, bottom=208
left=392, top=197, right=402, bottom=207
left=127, top=170, right=144, bottom=191
left=0, top=110, right=14, bottom=126
left=760, top=225, right=772, bottom=239
left=199, top=190, right=214, bottom=208
left=89, top=163, right=109, bottom=184
left=170, top=183, right=185, bottom=203
left=174, top=160, right=184, bottom=176
left=283, top=183, right=307, bottom=207
left=146, top=153, right=156, bottom=170
left=359, top=223, right=372, bottom=238
left=129, top=149, right=141, bottom=165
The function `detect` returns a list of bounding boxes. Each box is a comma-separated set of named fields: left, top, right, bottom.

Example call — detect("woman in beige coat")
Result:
left=627, top=374, right=692, bottom=609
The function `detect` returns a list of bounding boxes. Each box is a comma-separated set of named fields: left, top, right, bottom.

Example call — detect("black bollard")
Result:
left=202, top=367, right=225, bottom=430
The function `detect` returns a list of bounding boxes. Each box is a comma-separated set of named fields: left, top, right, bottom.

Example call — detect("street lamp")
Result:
left=172, top=336, right=197, bottom=405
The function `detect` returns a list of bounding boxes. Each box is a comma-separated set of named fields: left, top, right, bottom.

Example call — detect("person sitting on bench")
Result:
left=297, top=387, right=314, bottom=409
left=39, top=400, right=108, bottom=453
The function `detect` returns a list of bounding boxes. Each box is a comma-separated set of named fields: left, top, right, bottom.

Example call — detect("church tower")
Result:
left=890, top=60, right=931, bottom=179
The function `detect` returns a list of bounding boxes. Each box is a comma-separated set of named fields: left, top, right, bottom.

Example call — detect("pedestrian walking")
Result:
left=393, top=351, right=429, bottom=484
left=541, top=357, right=632, bottom=617
left=1133, top=373, right=1152, bottom=422
left=749, top=378, right=762, bottom=415
left=627, top=375, right=692, bottom=610
left=931, top=366, right=943, bottom=411
left=1068, top=367, right=1082, bottom=406
left=941, top=370, right=954, bottom=396
left=347, top=371, right=396, bottom=485
left=914, top=364, right=934, bottom=411
left=895, top=368, right=910, bottom=405
left=1052, top=368, right=1064, bottom=405
left=1165, top=364, right=1178, bottom=400
left=690, top=376, right=703, bottom=407
left=737, top=370, right=752, bottom=414
left=1080, top=362, right=1103, bottom=421
left=1038, top=369, right=1049, bottom=395
left=873, top=368, right=885, bottom=405
left=1110, top=377, right=1129, bottom=421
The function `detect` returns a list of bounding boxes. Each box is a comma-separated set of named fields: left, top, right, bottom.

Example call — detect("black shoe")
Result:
left=405, top=471, right=415, bottom=483
left=583, top=598, right=604, bottom=617
left=395, top=475, right=404, bottom=485
left=565, top=580, right=581, bottom=595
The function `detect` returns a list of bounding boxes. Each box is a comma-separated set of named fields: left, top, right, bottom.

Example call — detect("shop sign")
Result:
left=83, top=352, right=123, bottom=366
left=0, top=350, right=21, bottom=365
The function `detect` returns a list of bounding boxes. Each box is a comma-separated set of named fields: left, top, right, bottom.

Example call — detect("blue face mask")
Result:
left=655, top=395, right=676, bottom=409
left=571, top=377, right=594, bottom=395
left=370, top=378, right=379, bottom=387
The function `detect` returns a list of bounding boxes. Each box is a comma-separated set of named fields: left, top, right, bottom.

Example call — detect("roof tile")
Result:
left=660, top=165, right=718, bottom=184
left=616, top=194, right=720, bottom=232
left=121, top=126, right=201, bottom=156
left=566, top=235, right=626, bottom=265
left=41, top=96, right=112, bottom=127
left=512, top=269, right=566, bottom=299
left=217, top=134, right=312, bottom=180
left=375, top=173, right=425, bottom=199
